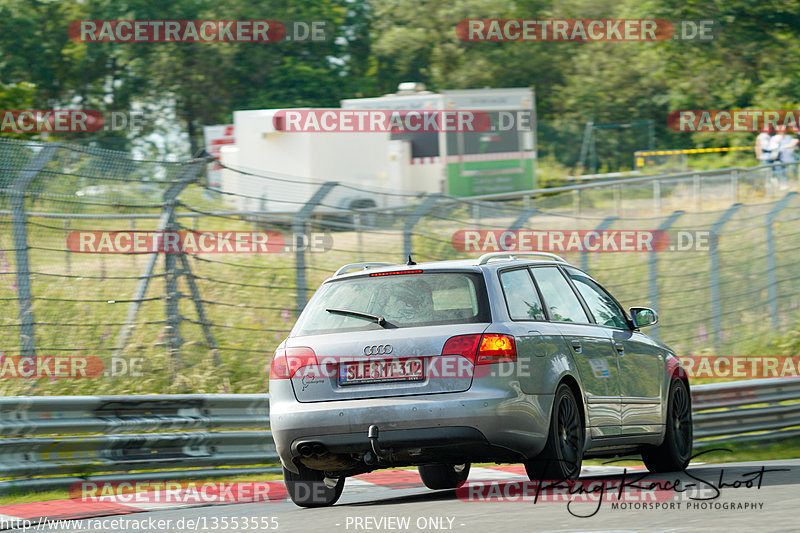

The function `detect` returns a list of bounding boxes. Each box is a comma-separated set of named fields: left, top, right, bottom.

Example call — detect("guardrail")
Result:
left=0, top=378, right=798, bottom=493
left=692, top=378, right=800, bottom=444
left=0, top=394, right=279, bottom=493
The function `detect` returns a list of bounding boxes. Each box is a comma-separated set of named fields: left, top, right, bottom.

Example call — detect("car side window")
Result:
left=530, top=266, right=589, bottom=323
left=500, top=269, right=546, bottom=321
left=566, top=269, right=629, bottom=329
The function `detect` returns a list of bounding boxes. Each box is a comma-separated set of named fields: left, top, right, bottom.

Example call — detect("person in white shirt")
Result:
left=755, top=126, right=773, bottom=163
left=768, top=125, right=799, bottom=185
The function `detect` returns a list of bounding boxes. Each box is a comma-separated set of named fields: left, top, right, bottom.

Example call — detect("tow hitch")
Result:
left=364, top=425, right=391, bottom=465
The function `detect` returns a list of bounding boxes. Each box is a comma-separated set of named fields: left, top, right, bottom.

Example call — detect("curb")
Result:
left=0, top=465, right=641, bottom=529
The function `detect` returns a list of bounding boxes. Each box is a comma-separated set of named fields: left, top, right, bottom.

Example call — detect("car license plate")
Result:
left=339, top=358, right=424, bottom=385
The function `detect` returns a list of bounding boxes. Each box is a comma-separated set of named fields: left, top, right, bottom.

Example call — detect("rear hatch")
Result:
left=279, top=269, right=492, bottom=402
left=288, top=324, right=491, bottom=401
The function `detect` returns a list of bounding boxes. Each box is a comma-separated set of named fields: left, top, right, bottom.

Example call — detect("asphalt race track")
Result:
left=19, top=460, right=800, bottom=533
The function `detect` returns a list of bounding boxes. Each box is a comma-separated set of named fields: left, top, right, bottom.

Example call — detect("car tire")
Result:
left=524, top=383, right=584, bottom=481
left=283, top=464, right=345, bottom=507
left=642, top=379, right=692, bottom=473
left=418, top=463, right=470, bottom=490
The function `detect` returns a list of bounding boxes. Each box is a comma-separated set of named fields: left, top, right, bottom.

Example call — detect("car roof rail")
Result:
left=476, top=252, right=568, bottom=265
left=334, top=262, right=395, bottom=276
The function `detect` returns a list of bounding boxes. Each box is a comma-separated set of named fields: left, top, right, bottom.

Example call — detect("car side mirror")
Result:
left=630, top=307, right=658, bottom=328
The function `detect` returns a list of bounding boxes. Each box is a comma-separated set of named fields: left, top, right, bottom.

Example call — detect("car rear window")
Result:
left=291, top=271, right=490, bottom=336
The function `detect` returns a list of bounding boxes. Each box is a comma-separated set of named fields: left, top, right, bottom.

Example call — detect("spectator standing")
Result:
left=768, top=125, right=799, bottom=187
left=755, top=125, right=773, bottom=163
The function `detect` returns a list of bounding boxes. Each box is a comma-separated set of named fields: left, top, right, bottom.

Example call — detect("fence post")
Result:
left=178, top=254, right=218, bottom=363
left=648, top=211, right=684, bottom=341
left=580, top=216, right=617, bottom=273
left=115, top=158, right=207, bottom=356
left=354, top=213, right=364, bottom=262
left=472, top=202, right=482, bottom=229
left=693, top=174, right=701, bottom=210
left=130, top=219, right=137, bottom=268
left=653, top=180, right=661, bottom=216
left=164, top=205, right=183, bottom=357
left=765, top=192, right=797, bottom=328
left=293, top=182, right=337, bottom=315
left=709, top=203, right=743, bottom=351
left=10, top=143, right=60, bottom=358
left=402, top=194, right=441, bottom=260
left=508, top=208, right=540, bottom=232
left=731, top=170, right=739, bottom=203
left=63, top=219, right=71, bottom=274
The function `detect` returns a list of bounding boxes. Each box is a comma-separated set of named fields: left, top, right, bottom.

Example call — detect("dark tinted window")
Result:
left=531, top=266, right=589, bottom=323
left=500, top=269, right=546, bottom=320
left=292, top=272, right=489, bottom=336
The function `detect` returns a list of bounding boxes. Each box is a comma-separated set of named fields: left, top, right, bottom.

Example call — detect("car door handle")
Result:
left=615, top=343, right=625, bottom=356
left=570, top=340, right=582, bottom=353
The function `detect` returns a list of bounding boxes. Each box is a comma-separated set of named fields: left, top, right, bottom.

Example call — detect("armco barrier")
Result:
left=0, top=378, right=799, bottom=492
left=691, top=378, right=800, bottom=443
left=0, top=394, right=279, bottom=493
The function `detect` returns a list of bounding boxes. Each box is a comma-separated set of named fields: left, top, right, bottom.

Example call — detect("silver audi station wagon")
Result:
left=269, top=252, right=692, bottom=507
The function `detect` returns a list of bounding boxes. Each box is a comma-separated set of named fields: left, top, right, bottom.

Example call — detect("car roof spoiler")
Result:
left=476, top=252, right=568, bottom=265
left=333, top=262, right=395, bottom=277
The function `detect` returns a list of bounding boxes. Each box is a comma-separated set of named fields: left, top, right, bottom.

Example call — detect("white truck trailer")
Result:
left=219, top=85, right=536, bottom=212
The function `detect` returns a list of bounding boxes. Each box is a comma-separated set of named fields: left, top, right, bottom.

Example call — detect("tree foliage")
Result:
left=0, top=0, right=798, bottom=166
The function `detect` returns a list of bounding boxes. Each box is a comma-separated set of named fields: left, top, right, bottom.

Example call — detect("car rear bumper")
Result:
left=269, top=381, right=554, bottom=473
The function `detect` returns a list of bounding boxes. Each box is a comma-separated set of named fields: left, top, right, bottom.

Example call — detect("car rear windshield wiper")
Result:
left=326, top=308, right=387, bottom=327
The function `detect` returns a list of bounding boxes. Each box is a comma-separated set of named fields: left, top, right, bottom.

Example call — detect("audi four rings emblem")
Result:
left=364, top=344, right=393, bottom=355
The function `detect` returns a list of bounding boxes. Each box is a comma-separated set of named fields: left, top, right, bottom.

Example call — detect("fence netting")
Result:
left=1, top=139, right=799, bottom=394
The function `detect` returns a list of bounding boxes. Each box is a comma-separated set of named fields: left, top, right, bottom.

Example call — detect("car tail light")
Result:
left=441, top=333, right=516, bottom=365
left=442, top=334, right=482, bottom=358
left=269, top=346, right=318, bottom=379
left=477, top=334, right=517, bottom=364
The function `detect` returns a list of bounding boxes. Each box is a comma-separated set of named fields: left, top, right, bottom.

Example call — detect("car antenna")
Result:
left=406, top=255, right=416, bottom=266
